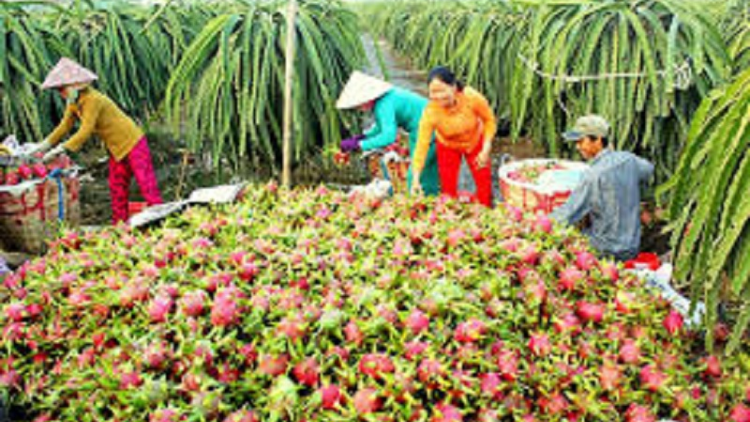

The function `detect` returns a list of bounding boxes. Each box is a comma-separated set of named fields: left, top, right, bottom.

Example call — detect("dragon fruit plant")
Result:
left=1, top=182, right=749, bottom=421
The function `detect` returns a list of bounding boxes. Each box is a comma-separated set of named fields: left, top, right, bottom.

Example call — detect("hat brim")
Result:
left=335, top=88, right=389, bottom=109
left=562, top=130, right=584, bottom=142
left=335, top=71, right=393, bottom=109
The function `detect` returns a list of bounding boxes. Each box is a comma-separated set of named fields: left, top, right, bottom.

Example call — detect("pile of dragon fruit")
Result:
left=505, top=162, right=567, bottom=184
left=1, top=155, right=74, bottom=186
left=1, top=182, right=750, bottom=422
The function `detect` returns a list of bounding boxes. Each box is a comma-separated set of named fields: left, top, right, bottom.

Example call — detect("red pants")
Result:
left=109, top=137, right=163, bottom=224
left=436, top=139, right=493, bottom=207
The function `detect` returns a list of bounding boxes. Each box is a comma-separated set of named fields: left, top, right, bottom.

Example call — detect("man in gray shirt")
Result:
left=550, top=115, right=654, bottom=261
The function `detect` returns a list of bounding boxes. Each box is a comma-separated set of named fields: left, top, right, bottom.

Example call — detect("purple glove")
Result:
left=340, top=134, right=365, bottom=152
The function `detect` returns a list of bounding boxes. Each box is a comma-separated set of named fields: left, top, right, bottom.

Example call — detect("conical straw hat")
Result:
left=336, top=71, right=392, bottom=109
left=41, top=58, right=98, bottom=90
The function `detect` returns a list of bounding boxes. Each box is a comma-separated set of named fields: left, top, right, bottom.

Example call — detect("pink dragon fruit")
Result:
left=663, top=310, right=684, bottom=335
left=179, top=290, right=206, bottom=317
left=319, top=384, right=342, bottom=410
left=730, top=404, right=750, bottom=422
left=353, top=387, right=381, bottom=414
left=17, top=164, right=33, bottom=180
left=223, top=410, right=259, bottom=422
left=480, top=373, right=503, bottom=399
left=520, top=244, right=540, bottom=265
left=528, top=332, right=551, bottom=357
left=614, top=291, right=635, bottom=314
left=431, top=403, right=463, bottom=422
left=702, top=355, right=722, bottom=378
left=405, top=309, right=430, bottom=335
left=558, top=267, right=583, bottom=292
left=145, top=343, right=170, bottom=369
left=210, top=296, right=240, bottom=327
left=277, top=315, right=306, bottom=341
left=534, top=213, right=552, bottom=234
left=149, top=409, right=181, bottom=422
left=344, top=320, right=364, bottom=345
left=31, top=163, right=48, bottom=179
left=554, top=313, right=581, bottom=335
left=576, top=301, right=605, bottom=323
left=404, top=340, right=430, bottom=361
left=600, top=261, right=619, bottom=282
left=417, top=358, right=445, bottom=388
left=599, top=361, right=622, bottom=390
left=5, top=302, right=25, bottom=322
left=640, top=364, right=668, bottom=392
left=359, top=353, right=395, bottom=380
left=575, top=251, right=597, bottom=271
left=619, top=339, right=641, bottom=364
left=120, top=371, right=143, bottom=389
left=497, top=350, right=519, bottom=381
left=292, top=357, right=319, bottom=387
left=258, top=354, right=289, bottom=377
left=148, top=295, right=173, bottom=323
left=625, top=404, right=656, bottom=422
left=454, top=319, right=487, bottom=343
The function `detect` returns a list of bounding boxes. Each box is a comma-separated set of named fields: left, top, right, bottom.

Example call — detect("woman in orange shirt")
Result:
left=411, top=67, right=496, bottom=207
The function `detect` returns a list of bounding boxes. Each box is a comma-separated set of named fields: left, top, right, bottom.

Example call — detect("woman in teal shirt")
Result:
left=337, top=71, right=440, bottom=196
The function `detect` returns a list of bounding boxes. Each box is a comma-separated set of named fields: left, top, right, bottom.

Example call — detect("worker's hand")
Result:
left=340, top=134, right=365, bottom=152
left=42, top=145, right=65, bottom=163
left=475, top=143, right=492, bottom=169
left=30, top=138, right=53, bottom=155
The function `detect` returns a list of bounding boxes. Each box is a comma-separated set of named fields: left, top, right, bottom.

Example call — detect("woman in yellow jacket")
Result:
left=34, top=58, right=163, bottom=224
left=411, top=66, right=496, bottom=207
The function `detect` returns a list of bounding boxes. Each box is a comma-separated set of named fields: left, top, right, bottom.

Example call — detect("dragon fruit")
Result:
left=663, top=310, right=684, bottom=335
left=210, top=295, right=240, bottom=327
left=149, top=409, right=181, bottom=422
left=405, top=309, right=430, bottom=335
left=223, top=410, right=259, bottom=422
left=576, top=301, right=605, bottom=323
left=353, top=387, right=381, bottom=414
left=0, top=183, right=747, bottom=422
left=619, top=339, right=642, bottom=364
left=625, top=404, right=656, bottom=422
left=319, top=384, right=342, bottom=410
left=574, top=251, right=597, bottom=271
left=16, top=164, right=33, bottom=180
left=528, top=332, right=551, bottom=357
left=179, top=290, right=206, bottom=317
left=359, top=353, right=395, bottom=380
left=258, top=354, right=289, bottom=377
left=454, top=319, right=487, bottom=343
left=558, top=266, right=583, bottom=292
left=148, top=295, right=173, bottom=323
left=431, top=403, right=463, bottom=422
left=404, top=340, right=430, bottom=361
left=640, top=365, right=668, bottom=392
left=730, top=404, right=750, bottom=422
left=292, top=358, right=319, bottom=387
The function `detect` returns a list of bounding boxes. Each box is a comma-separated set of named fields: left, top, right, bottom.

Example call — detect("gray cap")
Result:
left=562, top=115, right=610, bottom=141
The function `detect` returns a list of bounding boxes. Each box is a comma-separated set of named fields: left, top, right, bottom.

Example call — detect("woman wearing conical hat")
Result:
left=33, top=58, right=163, bottom=224
left=336, top=71, right=440, bottom=196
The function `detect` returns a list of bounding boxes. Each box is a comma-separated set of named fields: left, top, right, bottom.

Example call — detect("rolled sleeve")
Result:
left=550, top=177, right=593, bottom=225
left=636, top=157, right=654, bottom=182
left=46, top=105, right=77, bottom=146
left=360, top=100, right=398, bottom=151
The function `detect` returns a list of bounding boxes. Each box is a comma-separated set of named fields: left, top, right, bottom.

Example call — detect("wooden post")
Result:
left=281, top=0, right=298, bottom=188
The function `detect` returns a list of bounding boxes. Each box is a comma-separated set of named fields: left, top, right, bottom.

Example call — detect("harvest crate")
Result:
left=498, top=158, right=588, bottom=214
left=0, top=174, right=80, bottom=254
